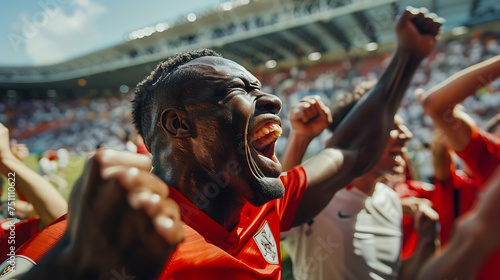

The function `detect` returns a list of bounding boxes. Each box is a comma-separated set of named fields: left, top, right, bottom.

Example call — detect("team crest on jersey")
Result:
left=253, top=221, right=278, bottom=264
left=0, top=262, right=15, bottom=276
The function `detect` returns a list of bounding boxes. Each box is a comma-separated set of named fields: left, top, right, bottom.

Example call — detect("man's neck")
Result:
left=159, top=173, right=246, bottom=232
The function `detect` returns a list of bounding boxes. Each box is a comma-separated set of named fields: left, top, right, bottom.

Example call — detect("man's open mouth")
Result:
left=250, top=122, right=282, bottom=162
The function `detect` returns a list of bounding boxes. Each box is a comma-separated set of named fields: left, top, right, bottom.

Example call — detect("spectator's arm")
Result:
left=0, top=123, right=68, bottom=226
left=10, top=139, right=30, bottom=161
left=292, top=7, right=443, bottom=227
left=421, top=55, right=500, bottom=152
left=281, top=96, right=332, bottom=171
left=399, top=199, right=439, bottom=280
left=281, top=84, right=371, bottom=171
left=431, top=131, right=452, bottom=182
left=417, top=168, right=500, bottom=280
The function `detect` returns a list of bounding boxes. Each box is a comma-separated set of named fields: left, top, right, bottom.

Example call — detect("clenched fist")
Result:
left=62, top=149, right=184, bottom=279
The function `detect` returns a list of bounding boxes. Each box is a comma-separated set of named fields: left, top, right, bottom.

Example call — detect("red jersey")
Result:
left=0, top=216, right=40, bottom=262
left=14, top=215, right=67, bottom=263
left=397, top=168, right=481, bottom=259
left=394, top=180, right=432, bottom=260
left=431, top=165, right=481, bottom=248
left=5, top=167, right=307, bottom=279
left=476, top=250, right=500, bottom=280
left=456, top=126, right=500, bottom=186
left=455, top=126, right=500, bottom=279
left=160, top=166, right=307, bottom=279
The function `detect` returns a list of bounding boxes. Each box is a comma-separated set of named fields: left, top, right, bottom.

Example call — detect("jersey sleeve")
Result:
left=0, top=215, right=66, bottom=279
left=0, top=256, right=35, bottom=279
left=456, top=126, right=500, bottom=185
left=277, top=165, right=308, bottom=232
left=431, top=165, right=459, bottom=247
left=14, top=215, right=67, bottom=264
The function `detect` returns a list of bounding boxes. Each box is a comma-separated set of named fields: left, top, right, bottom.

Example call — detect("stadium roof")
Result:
left=1, top=0, right=499, bottom=93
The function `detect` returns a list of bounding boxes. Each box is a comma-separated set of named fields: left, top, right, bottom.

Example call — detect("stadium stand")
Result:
left=1, top=1, right=500, bottom=279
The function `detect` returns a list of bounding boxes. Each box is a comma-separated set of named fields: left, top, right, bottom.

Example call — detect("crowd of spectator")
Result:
left=1, top=10, right=500, bottom=279
left=1, top=31, right=499, bottom=183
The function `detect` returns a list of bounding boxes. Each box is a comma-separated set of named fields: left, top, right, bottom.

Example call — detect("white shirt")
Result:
left=282, top=182, right=403, bottom=280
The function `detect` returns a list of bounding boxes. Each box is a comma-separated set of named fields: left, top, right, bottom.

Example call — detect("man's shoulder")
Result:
left=279, top=165, right=307, bottom=186
left=0, top=255, right=36, bottom=279
left=15, top=215, right=68, bottom=264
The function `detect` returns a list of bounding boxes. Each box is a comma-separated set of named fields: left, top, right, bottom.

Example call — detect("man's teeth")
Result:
left=251, top=123, right=282, bottom=143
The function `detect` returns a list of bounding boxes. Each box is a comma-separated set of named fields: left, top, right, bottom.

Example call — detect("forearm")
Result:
left=1, top=155, right=67, bottom=225
left=419, top=171, right=500, bottom=279
left=21, top=235, right=123, bottom=280
left=327, top=48, right=422, bottom=175
left=423, top=55, right=500, bottom=115
left=417, top=218, right=491, bottom=280
left=431, top=141, right=452, bottom=182
left=281, top=133, right=314, bottom=171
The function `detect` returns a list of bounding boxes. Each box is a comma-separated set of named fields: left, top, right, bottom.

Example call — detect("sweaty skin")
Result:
left=14, top=7, right=443, bottom=280
left=290, top=8, right=442, bottom=227
left=154, top=56, right=285, bottom=231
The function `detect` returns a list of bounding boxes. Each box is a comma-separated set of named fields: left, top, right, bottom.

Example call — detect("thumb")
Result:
left=419, top=203, right=439, bottom=221
left=10, top=139, right=17, bottom=148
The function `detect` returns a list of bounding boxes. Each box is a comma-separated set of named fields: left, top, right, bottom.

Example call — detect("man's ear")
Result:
left=160, top=108, right=192, bottom=138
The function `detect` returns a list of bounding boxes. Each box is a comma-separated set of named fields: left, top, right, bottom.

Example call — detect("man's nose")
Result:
left=255, top=92, right=282, bottom=115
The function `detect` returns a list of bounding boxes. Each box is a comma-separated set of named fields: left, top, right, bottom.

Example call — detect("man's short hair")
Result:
left=132, top=49, right=221, bottom=150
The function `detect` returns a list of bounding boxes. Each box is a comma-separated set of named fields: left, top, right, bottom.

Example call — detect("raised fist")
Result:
left=63, top=149, right=184, bottom=279
left=289, top=95, right=332, bottom=139
left=395, top=7, right=444, bottom=60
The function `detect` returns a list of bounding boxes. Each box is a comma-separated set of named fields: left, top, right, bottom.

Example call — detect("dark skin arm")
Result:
left=21, top=150, right=185, bottom=280
left=291, top=7, right=443, bottom=227
left=281, top=95, right=332, bottom=171
left=281, top=83, right=369, bottom=171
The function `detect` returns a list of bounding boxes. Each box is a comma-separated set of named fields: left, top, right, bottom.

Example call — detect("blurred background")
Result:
left=1, top=0, right=500, bottom=277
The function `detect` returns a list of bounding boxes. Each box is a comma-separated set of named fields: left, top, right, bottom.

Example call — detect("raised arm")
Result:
left=292, top=7, right=443, bottom=226
left=281, top=83, right=371, bottom=171
left=0, top=123, right=67, bottom=226
left=280, top=96, right=332, bottom=171
left=421, top=54, right=500, bottom=152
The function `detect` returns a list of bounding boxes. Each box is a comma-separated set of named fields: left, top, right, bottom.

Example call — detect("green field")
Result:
left=26, top=155, right=85, bottom=200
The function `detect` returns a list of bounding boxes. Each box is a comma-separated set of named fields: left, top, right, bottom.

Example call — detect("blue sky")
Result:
left=1, top=0, right=224, bottom=66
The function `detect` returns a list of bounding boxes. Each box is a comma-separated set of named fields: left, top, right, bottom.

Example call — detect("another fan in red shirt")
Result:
left=4, top=12, right=442, bottom=279
left=417, top=168, right=500, bottom=280
left=420, top=54, right=500, bottom=279
left=455, top=125, right=500, bottom=186
left=430, top=131, right=483, bottom=248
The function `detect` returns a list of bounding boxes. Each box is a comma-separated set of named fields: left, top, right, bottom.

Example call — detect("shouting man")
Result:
left=2, top=7, right=442, bottom=280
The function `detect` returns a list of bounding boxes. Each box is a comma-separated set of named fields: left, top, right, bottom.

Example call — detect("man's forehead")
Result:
left=181, top=56, right=257, bottom=81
